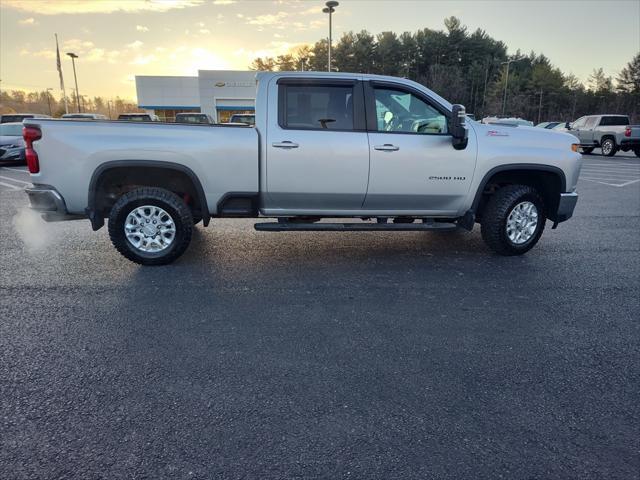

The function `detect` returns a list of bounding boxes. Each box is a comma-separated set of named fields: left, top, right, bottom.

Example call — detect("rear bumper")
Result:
left=25, top=185, right=85, bottom=222
left=555, top=192, right=578, bottom=224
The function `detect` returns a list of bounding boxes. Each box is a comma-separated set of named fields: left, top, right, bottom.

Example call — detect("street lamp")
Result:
left=66, top=52, right=81, bottom=113
left=500, top=57, right=521, bottom=116
left=322, top=1, right=338, bottom=72
left=46, top=88, right=53, bottom=116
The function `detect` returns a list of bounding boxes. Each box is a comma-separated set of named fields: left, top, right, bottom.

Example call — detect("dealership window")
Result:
left=281, top=85, right=354, bottom=130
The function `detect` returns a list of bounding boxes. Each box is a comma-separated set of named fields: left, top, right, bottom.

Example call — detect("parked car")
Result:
left=0, top=122, right=26, bottom=164
left=61, top=113, right=108, bottom=120
left=1, top=113, right=51, bottom=124
left=228, top=113, right=255, bottom=126
left=552, top=122, right=571, bottom=133
left=117, top=113, right=160, bottom=122
left=568, top=114, right=640, bottom=157
left=23, top=72, right=581, bottom=265
left=175, top=113, right=215, bottom=124
left=536, top=121, right=561, bottom=129
left=482, top=117, right=534, bottom=127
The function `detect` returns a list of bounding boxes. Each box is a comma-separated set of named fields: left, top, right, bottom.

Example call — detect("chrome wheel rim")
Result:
left=124, top=205, right=176, bottom=253
left=602, top=141, right=613, bottom=155
left=506, top=201, right=538, bottom=245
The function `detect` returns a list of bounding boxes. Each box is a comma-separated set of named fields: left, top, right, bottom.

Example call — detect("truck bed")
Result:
left=25, top=119, right=259, bottom=215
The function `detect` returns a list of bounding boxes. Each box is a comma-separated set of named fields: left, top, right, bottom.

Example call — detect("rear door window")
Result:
left=280, top=84, right=355, bottom=131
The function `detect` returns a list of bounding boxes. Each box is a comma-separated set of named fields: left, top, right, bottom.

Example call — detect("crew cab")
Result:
left=568, top=114, right=640, bottom=157
left=23, top=72, right=582, bottom=265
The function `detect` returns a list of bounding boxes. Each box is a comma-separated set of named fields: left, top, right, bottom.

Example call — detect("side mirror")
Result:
left=565, top=122, right=571, bottom=130
left=451, top=104, right=468, bottom=150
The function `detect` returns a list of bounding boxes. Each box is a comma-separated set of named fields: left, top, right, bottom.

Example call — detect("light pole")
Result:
left=67, top=52, right=81, bottom=113
left=322, top=1, right=338, bottom=72
left=501, top=57, right=520, bottom=116
left=46, top=88, right=53, bottom=116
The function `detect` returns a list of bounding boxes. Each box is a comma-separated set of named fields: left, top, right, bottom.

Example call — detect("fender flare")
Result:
left=470, top=163, right=567, bottom=213
left=87, top=160, right=210, bottom=230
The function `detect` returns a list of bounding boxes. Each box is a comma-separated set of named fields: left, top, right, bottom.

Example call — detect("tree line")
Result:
left=0, top=89, right=142, bottom=118
left=251, top=17, right=640, bottom=123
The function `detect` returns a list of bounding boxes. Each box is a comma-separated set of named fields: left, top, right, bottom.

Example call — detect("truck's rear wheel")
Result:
left=108, top=187, right=193, bottom=265
left=480, top=185, right=546, bottom=256
left=601, top=138, right=617, bottom=157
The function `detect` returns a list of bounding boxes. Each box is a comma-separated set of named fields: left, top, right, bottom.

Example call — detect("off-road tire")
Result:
left=481, top=185, right=546, bottom=256
left=108, top=187, right=193, bottom=266
left=600, top=137, right=617, bottom=157
left=580, top=147, right=594, bottom=154
left=634, top=148, right=640, bottom=158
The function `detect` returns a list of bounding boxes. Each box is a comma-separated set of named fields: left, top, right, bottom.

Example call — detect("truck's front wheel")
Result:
left=480, top=185, right=546, bottom=256
left=108, top=187, right=193, bottom=265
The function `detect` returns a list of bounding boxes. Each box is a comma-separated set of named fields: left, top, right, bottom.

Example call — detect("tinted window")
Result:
left=118, top=115, right=150, bottom=121
left=176, top=115, right=209, bottom=124
left=1, top=115, right=32, bottom=123
left=599, top=116, right=629, bottom=126
left=282, top=85, right=354, bottom=130
left=0, top=124, right=23, bottom=136
left=230, top=115, right=255, bottom=125
left=373, top=87, right=447, bottom=134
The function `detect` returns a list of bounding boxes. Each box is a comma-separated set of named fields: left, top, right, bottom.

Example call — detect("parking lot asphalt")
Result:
left=1, top=153, right=639, bottom=479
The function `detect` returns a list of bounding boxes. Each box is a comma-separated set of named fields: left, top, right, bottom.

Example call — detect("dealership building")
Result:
left=135, top=70, right=256, bottom=122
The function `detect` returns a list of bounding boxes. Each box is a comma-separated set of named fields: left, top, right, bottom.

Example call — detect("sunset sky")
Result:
left=1, top=0, right=639, bottom=100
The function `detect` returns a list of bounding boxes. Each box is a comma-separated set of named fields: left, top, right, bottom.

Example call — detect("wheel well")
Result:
left=91, top=165, right=207, bottom=224
left=475, top=169, right=563, bottom=222
left=600, top=134, right=616, bottom=144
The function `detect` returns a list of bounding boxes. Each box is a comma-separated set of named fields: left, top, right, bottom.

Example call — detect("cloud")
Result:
left=136, top=25, right=149, bottom=32
left=62, top=38, right=95, bottom=52
left=199, top=29, right=211, bottom=34
left=130, top=54, right=158, bottom=66
left=246, top=12, right=288, bottom=26
left=127, top=40, right=144, bottom=49
left=18, top=17, right=37, bottom=26
left=2, top=0, right=204, bottom=15
left=212, top=0, right=235, bottom=4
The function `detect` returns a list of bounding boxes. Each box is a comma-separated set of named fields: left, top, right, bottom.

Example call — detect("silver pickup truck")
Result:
left=24, top=72, right=581, bottom=265
left=567, top=114, right=640, bottom=157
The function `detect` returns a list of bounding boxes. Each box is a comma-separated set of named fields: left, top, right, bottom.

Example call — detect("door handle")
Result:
left=374, top=144, right=399, bottom=152
left=272, top=141, right=299, bottom=149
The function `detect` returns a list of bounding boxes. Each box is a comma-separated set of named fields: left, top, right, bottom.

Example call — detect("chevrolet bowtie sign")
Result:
left=215, top=81, right=254, bottom=87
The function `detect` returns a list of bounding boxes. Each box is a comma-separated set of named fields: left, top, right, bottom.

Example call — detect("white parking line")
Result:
left=580, top=178, right=640, bottom=187
left=0, top=175, right=30, bottom=184
left=581, top=171, right=640, bottom=178
left=0, top=181, right=21, bottom=190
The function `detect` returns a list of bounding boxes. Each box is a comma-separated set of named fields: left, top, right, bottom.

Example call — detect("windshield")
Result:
left=0, top=124, right=23, bottom=136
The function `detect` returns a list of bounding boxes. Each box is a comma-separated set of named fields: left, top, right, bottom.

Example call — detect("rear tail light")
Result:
left=624, top=126, right=631, bottom=137
left=23, top=125, right=41, bottom=173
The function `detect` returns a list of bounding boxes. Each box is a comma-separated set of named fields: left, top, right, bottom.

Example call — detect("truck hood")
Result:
left=471, top=121, right=577, bottom=151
